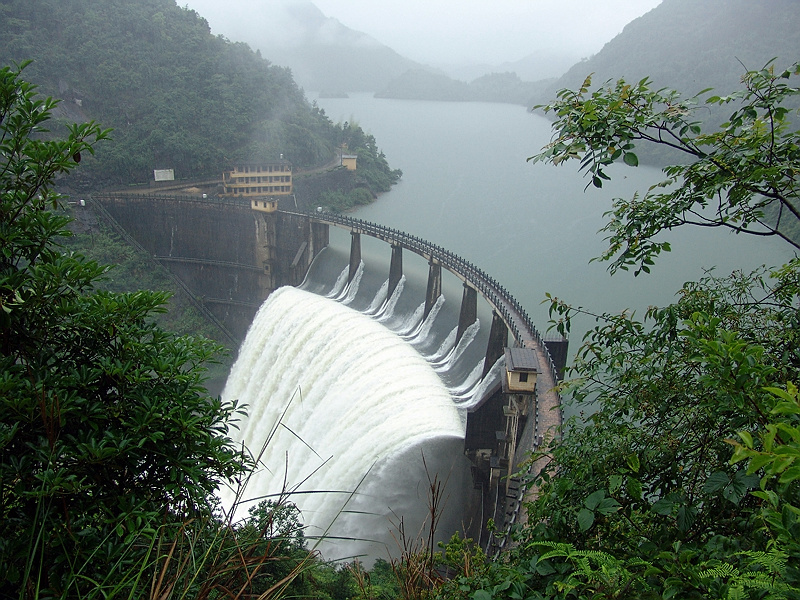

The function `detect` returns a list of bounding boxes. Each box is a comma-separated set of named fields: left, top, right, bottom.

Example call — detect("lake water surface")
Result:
left=314, top=93, right=792, bottom=344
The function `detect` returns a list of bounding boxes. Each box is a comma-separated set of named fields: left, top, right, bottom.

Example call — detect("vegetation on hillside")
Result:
left=430, top=61, right=800, bottom=599
left=0, top=0, right=401, bottom=195
left=532, top=0, right=800, bottom=167
left=0, top=62, right=309, bottom=599
left=313, top=120, right=403, bottom=212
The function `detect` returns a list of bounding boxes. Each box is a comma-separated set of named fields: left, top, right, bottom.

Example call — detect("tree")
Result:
left=436, top=61, right=800, bottom=599
left=0, top=63, right=251, bottom=597
left=531, top=60, right=800, bottom=275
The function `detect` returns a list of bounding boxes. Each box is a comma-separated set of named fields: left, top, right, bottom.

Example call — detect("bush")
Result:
left=0, top=62, right=254, bottom=598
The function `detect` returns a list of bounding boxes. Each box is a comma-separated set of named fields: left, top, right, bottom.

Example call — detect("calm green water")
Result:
left=314, top=93, right=792, bottom=341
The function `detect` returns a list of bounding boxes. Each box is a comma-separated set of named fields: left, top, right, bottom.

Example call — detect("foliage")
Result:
left=434, top=62, right=800, bottom=600
left=0, top=62, right=275, bottom=598
left=339, top=121, right=403, bottom=193
left=0, top=0, right=394, bottom=187
left=531, top=61, right=800, bottom=275
left=318, top=187, right=374, bottom=213
left=537, top=0, right=800, bottom=130
left=312, top=120, right=402, bottom=212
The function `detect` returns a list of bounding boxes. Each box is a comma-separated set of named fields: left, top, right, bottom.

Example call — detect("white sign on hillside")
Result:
left=153, top=169, right=175, bottom=182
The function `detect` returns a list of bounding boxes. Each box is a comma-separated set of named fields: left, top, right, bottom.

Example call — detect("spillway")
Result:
left=221, top=283, right=483, bottom=561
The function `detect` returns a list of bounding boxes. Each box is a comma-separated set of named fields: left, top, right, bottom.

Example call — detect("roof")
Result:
left=504, top=347, right=539, bottom=372
left=227, top=160, right=292, bottom=168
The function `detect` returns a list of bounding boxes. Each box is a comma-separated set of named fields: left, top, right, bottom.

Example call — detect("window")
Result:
left=519, top=372, right=529, bottom=383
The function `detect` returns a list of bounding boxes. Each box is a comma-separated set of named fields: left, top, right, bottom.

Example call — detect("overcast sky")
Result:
left=183, top=0, right=663, bottom=66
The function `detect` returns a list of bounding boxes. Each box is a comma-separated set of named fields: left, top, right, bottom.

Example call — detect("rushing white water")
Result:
left=221, top=286, right=470, bottom=560
left=432, top=321, right=481, bottom=373
left=326, top=265, right=349, bottom=299
left=341, top=262, right=364, bottom=304
left=365, top=278, right=390, bottom=315
left=375, top=276, right=406, bottom=320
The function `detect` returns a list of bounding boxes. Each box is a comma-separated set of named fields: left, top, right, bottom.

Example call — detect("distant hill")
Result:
left=196, top=1, right=428, bottom=93
left=375, top=70, right=553, bottom=106
left=443, top=51, right=580, bottom=84
left=0, top=0, right=400, bottom=190
left=535, top=0, right=800, bottom=104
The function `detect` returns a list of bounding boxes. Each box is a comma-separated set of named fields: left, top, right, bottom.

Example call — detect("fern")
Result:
left=700, top=549, right=799, bottom=600
left=528, top=541, right=654, bottom=598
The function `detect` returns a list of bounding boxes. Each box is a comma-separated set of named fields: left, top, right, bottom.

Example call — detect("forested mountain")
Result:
left=0, top=0, right=397, bottom=186
left=537, top=0, right=800, bottom=104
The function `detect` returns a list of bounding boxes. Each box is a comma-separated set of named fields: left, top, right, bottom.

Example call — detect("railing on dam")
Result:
left=286, top=209, right=564, bottom=405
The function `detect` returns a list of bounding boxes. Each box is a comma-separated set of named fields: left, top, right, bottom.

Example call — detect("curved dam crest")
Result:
left=221, top=286, right=472, bottom=560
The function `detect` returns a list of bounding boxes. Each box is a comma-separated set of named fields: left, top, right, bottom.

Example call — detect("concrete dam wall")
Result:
left=94, top=194, right=328, bottom=341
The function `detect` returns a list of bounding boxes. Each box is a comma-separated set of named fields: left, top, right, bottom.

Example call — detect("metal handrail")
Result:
left=291, top=209, right=564, bottom=392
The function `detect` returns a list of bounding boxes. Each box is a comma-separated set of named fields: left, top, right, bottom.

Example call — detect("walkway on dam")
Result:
left=288, top=210, right=564, bottom=447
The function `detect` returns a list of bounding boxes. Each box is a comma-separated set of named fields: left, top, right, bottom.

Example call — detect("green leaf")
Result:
left=746, top=453, right=777, bottom=475
left=585, top=489, right=605, bottom=510
left=737, top=430, right=754, bottom=449
left=676, top=505, right=698, bottom=532
left=626, top=454, right=640, bottom=473
left=597, top=497, right=621, bottom=515
left=703, top=471, right=730, bottom=494
left=577, top=508, right=595, bottom=531
left=626, top=477, right=643, bottom=501
left=623, top=152, right=639, bottom=167
left=652, top=497, right=675, bottom=516
left=778, top=465, right=800, bottom=484
left=535, top=558, right=557, bottom=576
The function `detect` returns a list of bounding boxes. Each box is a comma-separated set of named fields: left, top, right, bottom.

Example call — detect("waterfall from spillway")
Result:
left=221, top=286, right=473, bottom=561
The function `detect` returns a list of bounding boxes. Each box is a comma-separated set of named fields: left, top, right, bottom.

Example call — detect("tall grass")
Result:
left=14, top=388, right=474, bottom=600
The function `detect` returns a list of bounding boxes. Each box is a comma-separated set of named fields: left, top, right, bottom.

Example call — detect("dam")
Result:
left=91, top=192, right=566, bottom=559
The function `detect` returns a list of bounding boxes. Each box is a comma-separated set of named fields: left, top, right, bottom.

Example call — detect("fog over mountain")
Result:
left=182, top=0, right=661, bottom=92
left=442, top=51, right=582, bottom=84
left=178, top=0, right=425, bottom=92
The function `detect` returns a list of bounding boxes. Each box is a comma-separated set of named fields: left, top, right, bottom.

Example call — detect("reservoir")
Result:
left=313, top=93, right=792, bottom=340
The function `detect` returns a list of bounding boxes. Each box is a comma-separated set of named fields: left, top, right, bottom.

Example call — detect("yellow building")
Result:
left=250, top=198, right=279, bottom=213
left=222, top=161, right=293, bottom=198
left=504, top=347, right=539, bottom=393
left=342, top=154, right=357, bottom=171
